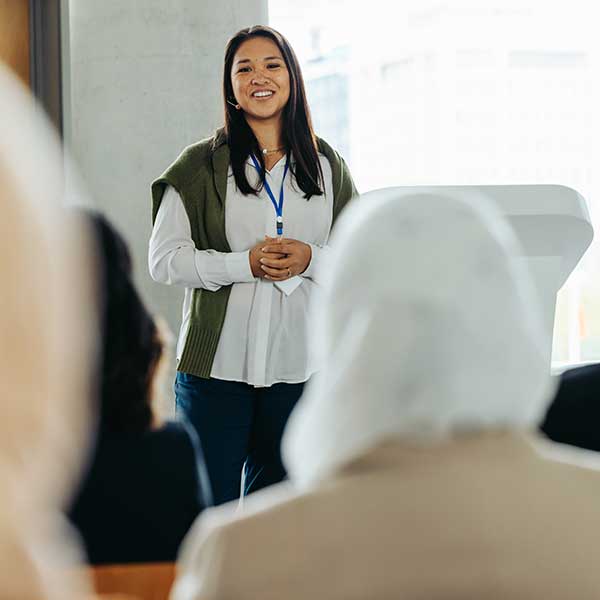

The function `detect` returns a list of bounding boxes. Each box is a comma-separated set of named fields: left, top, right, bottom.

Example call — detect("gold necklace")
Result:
left=261, top=146, right=286, bottom=155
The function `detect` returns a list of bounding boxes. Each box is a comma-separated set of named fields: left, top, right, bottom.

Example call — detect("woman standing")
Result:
left=149, top=25, right=357, bottom=505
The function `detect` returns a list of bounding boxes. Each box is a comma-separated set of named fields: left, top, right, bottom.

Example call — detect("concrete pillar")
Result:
left=64, top=1, right=268, bottom=401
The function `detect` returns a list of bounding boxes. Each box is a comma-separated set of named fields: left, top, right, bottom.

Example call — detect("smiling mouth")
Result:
left=252, top=90, right=274, bottom=99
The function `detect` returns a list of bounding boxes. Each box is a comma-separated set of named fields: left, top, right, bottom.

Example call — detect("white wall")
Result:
left=63, top=1, right=268, bottom=403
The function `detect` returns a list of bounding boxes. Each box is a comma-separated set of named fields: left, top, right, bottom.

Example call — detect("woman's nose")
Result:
left=251, top=70, right=270, bottom=85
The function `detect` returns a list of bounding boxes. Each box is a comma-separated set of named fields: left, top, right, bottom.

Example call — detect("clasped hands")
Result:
left=249, top=236, right=312, bottom=281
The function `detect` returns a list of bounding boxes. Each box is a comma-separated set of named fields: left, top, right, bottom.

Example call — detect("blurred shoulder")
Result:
left=560, top=362, right=600, bottom=387
left=173, top=482, right=305, bottom=599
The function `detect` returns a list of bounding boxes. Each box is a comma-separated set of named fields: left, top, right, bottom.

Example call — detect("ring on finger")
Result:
left=287, top=267, right=292, bottom=277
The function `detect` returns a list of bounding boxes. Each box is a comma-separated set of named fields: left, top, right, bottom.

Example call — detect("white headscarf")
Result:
left=0, top=65, right=97, bottom=598
left=282, top=187, right=556, bottom=489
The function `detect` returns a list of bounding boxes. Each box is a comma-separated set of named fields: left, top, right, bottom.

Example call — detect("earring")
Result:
left=227, top=99, right=241, bottom=110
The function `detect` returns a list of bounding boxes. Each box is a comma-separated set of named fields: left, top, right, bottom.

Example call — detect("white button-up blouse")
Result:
left=149, top=154, right=333, bottom=387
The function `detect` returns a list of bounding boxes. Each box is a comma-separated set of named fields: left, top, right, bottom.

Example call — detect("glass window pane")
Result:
left=270, top=0, right=600, bottom=368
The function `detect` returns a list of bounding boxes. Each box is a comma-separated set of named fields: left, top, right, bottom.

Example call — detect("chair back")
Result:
left=90, top=562, right=175, bottom=600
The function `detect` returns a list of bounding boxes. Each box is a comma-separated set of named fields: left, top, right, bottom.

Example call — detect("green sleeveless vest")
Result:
left=151, top=132, right=357, bottom=378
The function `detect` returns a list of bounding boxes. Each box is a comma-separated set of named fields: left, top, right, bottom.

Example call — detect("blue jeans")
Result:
left=174, top=373, right=304, bottom=506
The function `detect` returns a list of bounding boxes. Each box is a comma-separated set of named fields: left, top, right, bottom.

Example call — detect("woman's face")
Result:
left=230, top=36, right=291, bottom=126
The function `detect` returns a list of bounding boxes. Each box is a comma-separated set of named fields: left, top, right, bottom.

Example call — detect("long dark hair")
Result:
left=222, top=25, right=324, bottom=199
left=89, top=213, right=163, bottom=434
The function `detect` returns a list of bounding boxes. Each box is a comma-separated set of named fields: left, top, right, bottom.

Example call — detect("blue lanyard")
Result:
left=250, top=154, right=289, bottom=237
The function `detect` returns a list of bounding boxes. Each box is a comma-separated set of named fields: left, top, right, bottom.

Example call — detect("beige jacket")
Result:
left=174, top=432, right=600, bottom=600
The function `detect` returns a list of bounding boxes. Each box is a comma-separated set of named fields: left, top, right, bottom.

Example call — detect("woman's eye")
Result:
left=237, top=67, right=251, bottom=73
left=267, top=63, right=281, bottom=69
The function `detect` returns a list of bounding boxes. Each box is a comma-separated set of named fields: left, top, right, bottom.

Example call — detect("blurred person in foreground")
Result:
left=69, top=213, right=211, bottom=564
left=0, top=65, right=97, bottom=598
left=172, top=187, right=600, bottom=600
left=541, top=363, right=600, bottom=452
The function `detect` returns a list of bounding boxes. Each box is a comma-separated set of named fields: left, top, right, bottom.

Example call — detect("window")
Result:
left=270, top=0, right=600, bottom=367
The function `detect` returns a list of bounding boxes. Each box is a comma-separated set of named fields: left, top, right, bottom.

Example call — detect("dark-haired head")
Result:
left=222, top=25, right=323, bottom=199
left=88, top=212, right=163, bottom=435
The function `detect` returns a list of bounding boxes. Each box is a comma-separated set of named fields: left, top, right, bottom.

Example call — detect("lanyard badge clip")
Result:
left=250, top=154, right=289, bottom=238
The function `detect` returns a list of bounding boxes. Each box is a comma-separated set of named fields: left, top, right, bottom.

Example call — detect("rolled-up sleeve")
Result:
left=149, top=186, right=255, bottom=291
left=302, top=242, right=331, bottom=283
